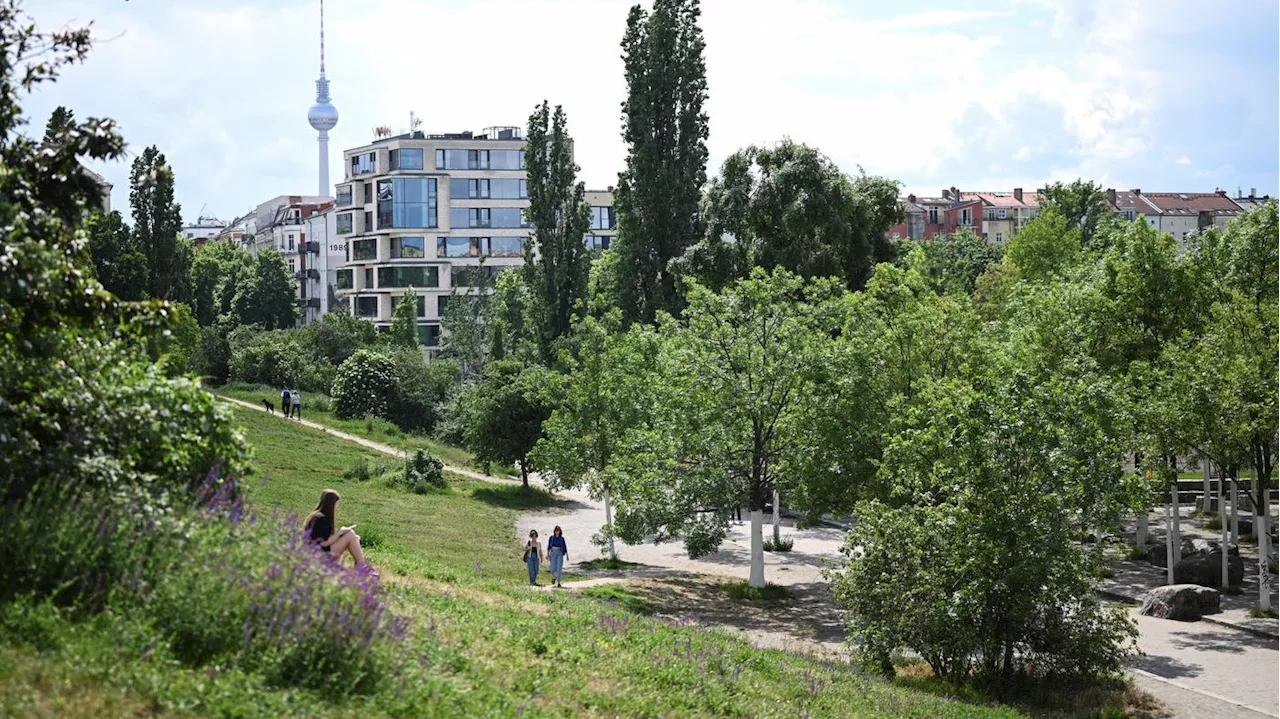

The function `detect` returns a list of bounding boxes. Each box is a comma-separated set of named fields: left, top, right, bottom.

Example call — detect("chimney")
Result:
left=1013, top=187, right=1023, bottom=202
left=1107, top=188, right=1117, bottom=207
left=950, top=186, right=958, bottom=201
left=1131, top=188, right=1141, bottom=195
left=907, top=194, right=917, bottom=204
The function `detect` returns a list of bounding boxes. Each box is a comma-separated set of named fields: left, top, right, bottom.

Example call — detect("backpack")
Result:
left=282, top=389, right=290, bottom=402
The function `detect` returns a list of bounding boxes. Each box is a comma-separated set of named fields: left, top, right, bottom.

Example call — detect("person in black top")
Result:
left=303, top=489, right=367, bottom=567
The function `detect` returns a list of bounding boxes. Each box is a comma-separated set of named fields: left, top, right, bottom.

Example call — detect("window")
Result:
left=418, top=324, right=441, bottom=347
left=392, top=293, right=427, bottom=317
left=997, top=208, right=1007, bottom=219
left=590, top=206, right=616, bottom=230
left=351, top=238, right=377, bottom=261
left=434, top=149, right=523, bottom=170
left=959, top=208, right=972, bottom=226
left=288, top=259, right=296, bottom=274
left=451, top=207, right=487, bottom=228
left=488, top=236, right=525, bottom=257
left=377, top=265, right=439, bottom=288
left=391, top=236, right=426, bottom=259
left=492, top=178, right=526, bottom=199
left=489, top=150, right=523, bottom=170
left=335, top=269, right=353, bottom=289
left=364, top=268, right=374, bottom=288
left=364, top=183, right=373, bottom=204
left=435, top=149, right=467, bottom=170
left=336, top=213, right=353, bottom=234
left=985, top=210, right=996, bottom=221
left=287, top=234, right=295, bottom=251
left=585, top=235, right=611, bottom=251
left=437, top=237, right=481, bottom=258
left=437, top=296, right=449, bottom=317
left=891, top=232, right=901, bottom=240
left=350, top=152, right=376, bottom=176
left=450, top=177, right=486, bottom=199
left=927, top=209, right=940, bottom=225
left=377, top=178, right=438, bottom=229
left=391, top=148, right=424, bottom=171
left=354, top=296, right=378, bottom=317
left=492, top=207, right=527, bottom=228
left=995, top=232, right=1004, bottom=243
left=450, top=265, right=503, bottom=286
left=336, top=186, right=353, bottom=207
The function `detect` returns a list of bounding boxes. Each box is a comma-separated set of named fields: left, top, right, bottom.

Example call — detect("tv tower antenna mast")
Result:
left=307, top=0, right=339, bottom=197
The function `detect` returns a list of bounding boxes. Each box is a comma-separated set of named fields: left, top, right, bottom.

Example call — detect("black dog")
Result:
left=262, top=398, right=275, bottom=413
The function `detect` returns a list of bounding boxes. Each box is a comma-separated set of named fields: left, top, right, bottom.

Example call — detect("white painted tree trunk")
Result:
left=1171, top=478, right=1181, bottom=567
left=1202, top=459, right=1211, bottom=513
left=1165, top=501, right=1175, bottom=585
left=1259, top=511, right=1272, bottom=611
left=749, top=510, right=766, bottom=589
left=602, top=488, right=617, bottom=561
left=1221, top=480, right=1230, bottom=588
left=772, top=489, right=781, bottom=544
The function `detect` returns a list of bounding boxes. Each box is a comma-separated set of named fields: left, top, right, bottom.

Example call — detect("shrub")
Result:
left=385, top=350, right=455, bottom=433
left=1206, top=514, right=1222, bottom=531
left=344, top=458, right=373, bottom=482
left=763, top=534, right=794, bottom=552
left=230, top=331, right=313, bottom=389
left=331, top=349, right=396, bottom=420
left=397, top=449, right=446, bottom=494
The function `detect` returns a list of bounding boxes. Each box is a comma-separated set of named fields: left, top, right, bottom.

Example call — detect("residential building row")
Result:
left=888, top=186, right=1273, bottom=245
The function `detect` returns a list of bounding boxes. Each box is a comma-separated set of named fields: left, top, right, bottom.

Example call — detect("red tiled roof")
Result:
left=1140, top=192, right=1242, bottom=216
left=1112, top=191, right=1160, bottom=214
left=959, top=191, right=1034, bottom=208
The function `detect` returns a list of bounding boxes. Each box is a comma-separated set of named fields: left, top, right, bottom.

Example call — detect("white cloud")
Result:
left=1014, top=147, right=1031, bottom=161
left=1174, top=155, right=1192, bottom=166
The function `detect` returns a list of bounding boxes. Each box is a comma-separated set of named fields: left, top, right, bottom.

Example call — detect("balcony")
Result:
left=306, top=298, right=321, bottom=309
left=301, top=241, right=320, bottom=254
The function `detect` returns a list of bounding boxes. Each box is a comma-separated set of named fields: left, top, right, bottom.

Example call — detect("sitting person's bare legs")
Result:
left=329, top=530, right=366, bottom=566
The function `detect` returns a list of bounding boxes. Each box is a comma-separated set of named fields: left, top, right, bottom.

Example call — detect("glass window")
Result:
left=351, top=238, right=377, bottom=261
left=335, top=269, right=353, bottom=289
left=364, top=183, right=373, bottom=204
left=450, top=178, right=492, bottom=199
left=336, top=213, right=353, bottom=234
left=377, top=265, right=439, bottom=288
left=490, top=207, right=527, bottom=228
left=995, top=232, right=1004, bottom=243
left=364, top=268, right=374, bottom=288
left=489, top=150, right=524, bottom=170
left=585, top=235, right=611, bottom=251
left=336, top=186, right=353, bottom=206
left=391, top=147, right=424, bottom=171
left=451, top=207, right=492, bottom=229
left=391, top=236, right=426, bottom=259
left=392, top=294, right=427, bottom=317
left=437, top=237, right=480, bottom=258
left=377, top=178, right=438, bottom=229
left=350, top=152, right=376, bottom=176
left=490, top=178, right=526, bottom=199
left=997, top=208, right=1007, bottom=219
left=354, top=296, right=378, bottom=317
left=450, top=265, right=502, bottom=287
left=418, top=324, right=441, bottom=347
left=489, top=236, right=525, bottom=257
left=435, top=149, right=469, bottom=170
left=436, top=296, right=449, bottom=317
left=591, top=206, right=616, bottom=230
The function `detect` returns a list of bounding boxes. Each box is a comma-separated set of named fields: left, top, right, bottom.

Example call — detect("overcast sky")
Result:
left=23, top=0, right=1279, bottom=224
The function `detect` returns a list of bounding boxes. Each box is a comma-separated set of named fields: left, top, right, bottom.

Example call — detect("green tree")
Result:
left=232, top=248, right=298, bottom=329
left=532, top=312, right=661, bottom=558
left=1040, top=179, right=1112, bottom=249
left=129, top=145, right=189, bottom=301
left=84, top=209, right=147, bottom=300
left=388, top=288, right=420, bottom=348
left=679, top=140, right=901, bottom=292
left=464, top=359, right=553, bottom=489
left=609, top=269, right=829, bottom=587
left=613, top=0, right=709, bottom=324
left=310, top=309, right=376, bottom=366
left=913, top=228, right=1004, bottom=294
left=331, top=348, right=396, bottom=420
left=1005, top=208, right=1080, bottom=281
left=42, top=104, right=74, bottom=145
left=190, top=239, right=251, bottom=326
left=524, top=101, right=592, bottom=361
left=442, top=262, right=497, bottom=378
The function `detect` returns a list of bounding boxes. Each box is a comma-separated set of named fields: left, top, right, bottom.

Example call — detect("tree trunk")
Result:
left=1164, top=500, right=1174, bottom=585
left=1221, top=474, right=1230, bottom=588
left=520, top=459, right=529, bottom=491
left=749, top=510, right=766, bottom=589
left=1259, top=510, right=1272, bottom=611
left=772, top=489, right=781, bottom=545
left=1171, top=476, right=1181, bottom=568
left=602, top=488, right=617, bottom=561
left=1136, top=510, right=1148, bottom=548
left=1202, top=458, right=1212, bottom=513
left=1230, top=477, right=1239, bottom=547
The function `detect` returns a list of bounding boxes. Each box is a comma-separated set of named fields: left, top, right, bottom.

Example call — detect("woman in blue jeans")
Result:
left=523, top=529, right=542, bottom=585
left=547, top=526, right=568, bottom=588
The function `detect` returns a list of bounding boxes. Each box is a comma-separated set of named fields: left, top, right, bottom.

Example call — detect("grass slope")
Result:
left=1, top=400, right=1026, bottom=718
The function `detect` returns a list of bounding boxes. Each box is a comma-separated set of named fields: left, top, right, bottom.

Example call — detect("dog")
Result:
left=262, top=398, right=275, bottom=413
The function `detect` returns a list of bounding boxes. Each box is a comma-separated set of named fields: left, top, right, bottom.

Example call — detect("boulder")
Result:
left=1173, top=550, right=1245, bottom=588
left=1140, top=584, right=1222, bottom=621
left=1236, top=518, right=1253, bottom=536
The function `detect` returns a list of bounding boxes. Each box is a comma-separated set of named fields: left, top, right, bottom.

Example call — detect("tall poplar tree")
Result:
left=129, top=145, right=188, bottom=301
left=613, top=0, right=709, bottom=324
left=42, top=105, right=74, bottom=145
left=523, top=100, right=591, bottom=362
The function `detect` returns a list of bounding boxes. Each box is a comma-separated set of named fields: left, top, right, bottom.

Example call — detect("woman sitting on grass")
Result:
left=304, top=489, right=369, bottom=569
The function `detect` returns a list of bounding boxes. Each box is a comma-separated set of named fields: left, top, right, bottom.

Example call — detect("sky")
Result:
left=22, top=0, right=1280, bottom=224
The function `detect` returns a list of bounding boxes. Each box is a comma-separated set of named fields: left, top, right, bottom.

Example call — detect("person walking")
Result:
left=547, top=525, right=568, bottom=588
left=290, top=389, right=302, bottom=420
left=280, top=387, right=292, bottom=418
left=523, top=529, right=542, bottom=586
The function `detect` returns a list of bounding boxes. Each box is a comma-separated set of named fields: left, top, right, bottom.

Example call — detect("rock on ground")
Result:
left=1173, top=551, right=1245, bottom=588
left=1140, top=584, right=1221, bottom=621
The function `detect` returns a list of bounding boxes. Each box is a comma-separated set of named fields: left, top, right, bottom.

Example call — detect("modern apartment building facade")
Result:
left=333, top=126, right=616, bottom=347
left=241, top=195, right=337, bottom=325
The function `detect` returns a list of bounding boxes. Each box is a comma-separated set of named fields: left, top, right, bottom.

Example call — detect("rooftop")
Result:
left=1137, top=191, right=1242, bottom=216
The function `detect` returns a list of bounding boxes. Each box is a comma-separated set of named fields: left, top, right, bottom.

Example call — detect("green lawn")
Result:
left=1, top=397, right=1034, bottom=718
left=213, top=382, right=501, bottom=475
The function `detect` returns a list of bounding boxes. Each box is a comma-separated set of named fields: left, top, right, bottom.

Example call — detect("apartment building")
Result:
left=182, top=215, right=227, bottom=246
left=888, top=189, right=984, bottom=240
left=1108, top=189, right=1244, bottom=242
left=333, top=125, right=616, bottom=347
left=958, top=189, right=1040, bottom=245
left=241, top=195, right=337, bottom=325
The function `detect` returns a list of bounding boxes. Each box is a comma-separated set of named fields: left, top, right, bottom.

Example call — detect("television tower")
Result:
left=307, top=0, right=338, bottom=197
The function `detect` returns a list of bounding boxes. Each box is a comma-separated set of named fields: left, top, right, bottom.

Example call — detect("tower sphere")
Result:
left=309, top=101, right=338, bottom=131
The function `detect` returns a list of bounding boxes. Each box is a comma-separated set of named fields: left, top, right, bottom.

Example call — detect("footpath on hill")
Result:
left=218, top=394, right=1280, bottom=718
